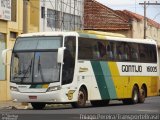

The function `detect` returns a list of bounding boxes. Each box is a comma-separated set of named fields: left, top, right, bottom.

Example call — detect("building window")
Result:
left=63, top=13, right=81, bottom=31
left=47, top=9, right=59, bottom=29
left=0, top=33, right=6, bottom=80
left=10, top=32, right=17, bottom=39
left=11, top=0, right=17, bottom=22
left=41, top=7, right=45, bottom=18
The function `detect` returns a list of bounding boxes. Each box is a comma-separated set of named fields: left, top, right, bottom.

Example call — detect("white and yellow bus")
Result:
left=2, top=31, right=159, bottom=109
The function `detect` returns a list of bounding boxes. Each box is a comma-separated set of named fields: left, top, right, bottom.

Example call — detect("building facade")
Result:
left=0, top=0, right=40, bottom=101
left=84, top=0, right=160, bottom=43
left=0, top=0, right=23, bottom=101
left=40, top=0, right=84, bottom=32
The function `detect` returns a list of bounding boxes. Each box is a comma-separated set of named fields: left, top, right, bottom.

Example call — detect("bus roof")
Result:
left=18, top=31, right=157, bottom=45
left=18, top=31, right=78, bottom=37
left=77, top=31, right=157, bottom=45
left=78, top=30, right=126, bottom=37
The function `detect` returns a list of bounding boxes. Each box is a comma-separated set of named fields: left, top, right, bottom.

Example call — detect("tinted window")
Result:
left=62, top=36, right=76, bottom=85
left=78, top=37, right=95, bottom=59
left=78, top=37, right=157, bottom=63
left=14, top=37, right=62, bottom=50
left=139, top=44, right=157, bottom=63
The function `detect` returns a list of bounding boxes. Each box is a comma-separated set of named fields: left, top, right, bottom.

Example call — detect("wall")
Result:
left=132, top=19, right=144, bottom=39
left=28, top=0, right=40, bottom=32
left=0, top=0, right=40, bottom=101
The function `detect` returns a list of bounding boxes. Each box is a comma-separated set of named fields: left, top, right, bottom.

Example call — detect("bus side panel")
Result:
left=148, top=77, right=159, bottom=96
left=108, top=62, right=127, bottom=99
left=128, top=76, right=158, bottom=97
left=77, top=61, right=101, bottom=100
left=110, top=61, right=159, bottom=99
left=91, top=61, right=117, bottom=100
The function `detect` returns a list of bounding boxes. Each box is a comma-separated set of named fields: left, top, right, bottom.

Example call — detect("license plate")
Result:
left=29, top=96, right=37, bottom=99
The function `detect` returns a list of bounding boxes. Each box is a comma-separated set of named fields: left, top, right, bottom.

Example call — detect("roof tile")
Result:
left=84, top=0, right=131, bottom=31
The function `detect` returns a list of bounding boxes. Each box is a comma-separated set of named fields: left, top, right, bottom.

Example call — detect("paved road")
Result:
left=0, top=96, right=160, bottom=120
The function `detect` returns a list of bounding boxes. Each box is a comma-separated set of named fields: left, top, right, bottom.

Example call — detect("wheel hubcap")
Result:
left=134, top=91, right=138, bottom=101
left=78, top=91, right=84, bottom=105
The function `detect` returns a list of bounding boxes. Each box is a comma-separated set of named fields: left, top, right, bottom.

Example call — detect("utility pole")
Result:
left=74, top=0, right=76, bottom=31
left=139, top=1, right=160, bottom=39
left=23, top=0, right=28, bottom=33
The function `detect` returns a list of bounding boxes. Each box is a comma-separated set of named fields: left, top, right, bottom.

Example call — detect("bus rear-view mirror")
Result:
left=2, top=48, right=12, bottom=65
left=57, top=47, right=66, bottom=64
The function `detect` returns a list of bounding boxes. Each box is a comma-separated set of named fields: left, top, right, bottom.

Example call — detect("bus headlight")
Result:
left=47, top=86, right=61, bottom=92
left=10, top=86, right=19, bottom=92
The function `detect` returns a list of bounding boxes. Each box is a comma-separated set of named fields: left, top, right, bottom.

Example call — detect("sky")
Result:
left=96, top=0, right=160, bottom=24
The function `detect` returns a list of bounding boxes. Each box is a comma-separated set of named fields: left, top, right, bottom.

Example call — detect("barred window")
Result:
left=47, top=9, right=59, bottom=29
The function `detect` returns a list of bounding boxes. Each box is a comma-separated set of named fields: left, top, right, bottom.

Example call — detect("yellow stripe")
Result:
left=96, top=35, right=106, bottom=40
left=108, top=62, right=123, bottom=99
left=42, top=84, right=49, bottom=88
left=108, top=62, right=120, bottom=76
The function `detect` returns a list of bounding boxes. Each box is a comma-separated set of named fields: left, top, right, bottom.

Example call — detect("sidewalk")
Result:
left=0, top=101, right=29, bottom=110
left=0, top=101, right=71, bottom=110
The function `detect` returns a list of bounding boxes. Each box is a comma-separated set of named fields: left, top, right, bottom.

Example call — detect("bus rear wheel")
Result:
left=123, top=86, right=139, bottom=104
left=138, top=85, right=146, bottom=103
left=71, top=87, right=87, bottom=108
left=91, top=100, right=109, bottom=107
left=31, top=102, right=46, bottom=110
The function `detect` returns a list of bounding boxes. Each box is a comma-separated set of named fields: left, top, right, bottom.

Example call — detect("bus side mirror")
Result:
left=57, top=47, right=66, bottom=64
left=2, top=48, right=12, bottom=65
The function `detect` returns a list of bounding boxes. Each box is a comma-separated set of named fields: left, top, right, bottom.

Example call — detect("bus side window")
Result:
left=130, top=43, right=139, bottom=62
left=93, top=45, right=100, bottom=59
left=149, top=45, right=157, bottom=63
left=123, top=43, right=130, bottom=61
left=97, top=41, right=106, bottom=59
left=139, top=44, right=148, bottom=62
left=116, top=43, right=123, bottom=61
left=106, top=43, right=113, bottom=60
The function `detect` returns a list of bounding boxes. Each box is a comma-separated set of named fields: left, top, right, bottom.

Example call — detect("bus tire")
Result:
left=31, top=102, right=46, bottom=110
left=91, top=100, right=109, bottom=107
left=138, top=85, right=146, bottom=103
left=123, top=86, right=139, bottom=104
left=71, top=87, right=87, bottom=108
left=130, top=85, right=139, bottom=104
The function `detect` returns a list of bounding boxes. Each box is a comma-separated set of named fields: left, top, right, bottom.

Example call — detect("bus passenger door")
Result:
left=62, top=36, right=76, bottom=85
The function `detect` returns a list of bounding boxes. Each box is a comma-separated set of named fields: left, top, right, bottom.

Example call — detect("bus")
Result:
left=2, top=31, right=159, bottom=109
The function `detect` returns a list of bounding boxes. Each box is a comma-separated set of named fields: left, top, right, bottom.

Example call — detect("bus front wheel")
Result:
left=31, top=102, right=46, bottom=110
left=71, top=87, right=87, bottom=108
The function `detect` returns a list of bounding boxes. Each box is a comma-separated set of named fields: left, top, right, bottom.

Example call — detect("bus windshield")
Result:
left=11, top=36, right=62, bottom=84
left=14, top=36, right=62, bottom=51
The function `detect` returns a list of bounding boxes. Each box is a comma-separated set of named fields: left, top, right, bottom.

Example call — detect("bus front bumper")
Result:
left=11, top=91, right=67, bottom=103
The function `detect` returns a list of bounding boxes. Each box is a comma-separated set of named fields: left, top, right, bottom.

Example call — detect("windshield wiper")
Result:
left=20, top=59, right=33, bottom=83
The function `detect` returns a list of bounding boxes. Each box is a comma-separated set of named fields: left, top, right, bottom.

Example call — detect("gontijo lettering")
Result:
left=122, top=65, right=157, bottom=73
left=122, top=65, right=142, bottom=72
